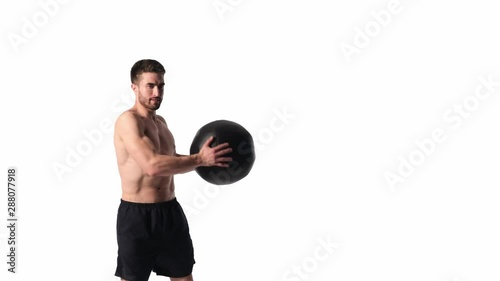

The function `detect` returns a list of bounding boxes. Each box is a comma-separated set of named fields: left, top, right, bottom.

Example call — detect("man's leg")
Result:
left=154, top=200, right=195, bottom=280
left=171, top=274, right=193, bottom=281
left=115, top=201, right=156, bottom=281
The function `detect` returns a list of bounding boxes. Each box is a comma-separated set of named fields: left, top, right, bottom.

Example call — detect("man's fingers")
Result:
left=217, top=156, right=232, bottom=163
left=214, top=142, right=230, bottom=150
left=199, top=139, right=233, bottom=167
left=215, top=147, right=232, bottom=157
left=202, top=136, right=214, bottom=147
left=202, top=138, right=230, bottom=151
left=214, top=159, right=232, bottom=167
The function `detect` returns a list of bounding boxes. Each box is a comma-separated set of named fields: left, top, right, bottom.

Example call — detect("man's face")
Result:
left=133, top=72, right=165, bottom=111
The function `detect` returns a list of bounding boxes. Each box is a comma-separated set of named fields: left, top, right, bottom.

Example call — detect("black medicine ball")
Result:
left=190, top=120, right=256, bottom=185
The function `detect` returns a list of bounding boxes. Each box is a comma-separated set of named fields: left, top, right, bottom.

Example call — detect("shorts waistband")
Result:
left=120, top=197, right=178, bottom=209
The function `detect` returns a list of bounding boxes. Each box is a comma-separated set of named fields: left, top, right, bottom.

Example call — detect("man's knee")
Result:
left=171, top=274, right=193, bottom=281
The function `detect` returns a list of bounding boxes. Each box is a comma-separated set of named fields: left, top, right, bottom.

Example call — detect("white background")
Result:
left=1, top=0, right=500, bottom=280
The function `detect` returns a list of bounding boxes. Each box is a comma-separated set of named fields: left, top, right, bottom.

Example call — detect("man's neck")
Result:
left=132, top=105, right=156, bottom=119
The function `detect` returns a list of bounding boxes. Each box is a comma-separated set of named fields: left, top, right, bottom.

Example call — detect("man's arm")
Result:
left=115, top=111, right=232, bottom=177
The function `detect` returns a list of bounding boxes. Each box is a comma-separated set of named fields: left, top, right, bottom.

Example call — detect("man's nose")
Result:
left=152, top=86, right=160, bottom=97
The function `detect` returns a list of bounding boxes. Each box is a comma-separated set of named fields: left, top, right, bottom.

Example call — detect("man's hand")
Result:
left=198, top=136, right=233, bottom=167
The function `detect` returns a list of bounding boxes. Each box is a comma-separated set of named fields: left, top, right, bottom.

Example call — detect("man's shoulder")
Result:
left=156, top=115, right=167, bottom=125
left=115, top=110, right=143, bottom=130
left=117, top=110, right=139, bottom=122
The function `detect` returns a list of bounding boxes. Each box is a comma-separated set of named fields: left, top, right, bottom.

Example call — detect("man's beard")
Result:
left=138, top=93, right=162, bottom=110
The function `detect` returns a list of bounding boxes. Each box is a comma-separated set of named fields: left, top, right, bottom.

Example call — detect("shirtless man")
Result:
left=113, top=59, right=232, bottom=281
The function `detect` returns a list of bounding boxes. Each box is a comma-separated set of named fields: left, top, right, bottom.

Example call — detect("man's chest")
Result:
left=143, top=120, right=175, bottom=155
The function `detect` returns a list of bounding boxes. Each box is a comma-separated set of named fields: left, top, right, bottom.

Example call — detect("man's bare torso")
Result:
left=114, top=110, right=176, bottom=203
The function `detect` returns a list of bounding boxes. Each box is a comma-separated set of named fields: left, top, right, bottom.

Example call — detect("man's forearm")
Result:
left=148, top=154, right=201, bottom=177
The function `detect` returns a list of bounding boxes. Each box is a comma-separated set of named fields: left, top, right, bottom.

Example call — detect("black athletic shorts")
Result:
left=115, top=198, right=195, bottom=281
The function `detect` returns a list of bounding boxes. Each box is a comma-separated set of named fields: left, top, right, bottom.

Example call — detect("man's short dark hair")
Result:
left=130, top=59, right=165, bottom=84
